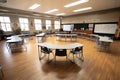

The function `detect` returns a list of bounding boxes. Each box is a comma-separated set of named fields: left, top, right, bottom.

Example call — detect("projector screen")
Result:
left=63, top=24, right=74, bottom=31
left=94, top=24, right=117, bottom=34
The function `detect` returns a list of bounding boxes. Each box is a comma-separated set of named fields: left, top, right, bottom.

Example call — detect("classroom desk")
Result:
left=6, top=35, right=22, bottom=40
left=37, top=43, right=83, bottom=49
left=36, top=33, right=46, bottom=37
left=36, top=33, right=46, bottom=42
left=99, top=36, right=113, bottom=43
left=89, top=34, right=99, bottom=38
left=98, top=36, right=113, bottom=51
left=37, top=43, right=83, bottom=62
left=6, top=35, right=24, bottom=53
left=55, top=33, right=77, bottom=41
left=78, top=32, right=87, bottom=37
left=88, top=34, right=99, bottom=41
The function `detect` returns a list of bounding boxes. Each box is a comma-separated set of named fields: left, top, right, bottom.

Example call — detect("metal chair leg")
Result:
left=55, top=56, right=56, bottom=64
left=48, top=54, right=50, bottom=61
left=79, top=53, right=80, bottom=58
left=1, top=69, right=4, bottom=77
left=66, top=56, right=67, bottom=61
left=81, top=53, right=84, bottom=61
left=73, top=54, right=75, bottom=62
left=38, top=46, right=41, bottom=60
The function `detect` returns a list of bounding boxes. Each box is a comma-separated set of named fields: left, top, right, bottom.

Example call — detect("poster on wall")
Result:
left=30, top=21, right=33, bottom=27
left=88, top=24, right=93, bottom=30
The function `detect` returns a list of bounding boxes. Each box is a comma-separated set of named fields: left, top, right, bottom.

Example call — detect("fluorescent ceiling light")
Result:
left=29, top=3, right=40, bottom=10
left=64, top=0, right=89, bottom=8
left=45, top=9, right=58, bottom=13
left=56, top=13, right=65, bottom=16
left=73, top=7, right=92, bottom=12
left=0, top=9, right=8, bottom=12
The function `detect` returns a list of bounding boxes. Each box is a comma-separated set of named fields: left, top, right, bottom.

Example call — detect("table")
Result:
left=99, top=36, right=113, bottom=43
left=38, top=43, right=83, bottom=49
left=55, top=33, right=77, bottom=41
left=36, top=33, right=46, bottom=42
left=6, top=35, right=25, bottom=53
left=78, top=32, right=87, bottom=37
left=89, top=34, right=99, bottom=41
left=7, top=35, right=22, bottom=40
left=89, top=34, right=99, bottom=38
left=37, top=43, right=83, bottom=62
left=98, top=36, right=113, bottom=51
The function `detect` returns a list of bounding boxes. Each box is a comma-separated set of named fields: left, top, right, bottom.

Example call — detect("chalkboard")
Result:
left=94, top=24, right=117, bottom=34
left=74, top=24, right=89, bottom=30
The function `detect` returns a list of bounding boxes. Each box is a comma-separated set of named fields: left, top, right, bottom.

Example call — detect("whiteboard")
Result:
left=94, top=24, right=117, bottom=34
left=63, top=25, right=74, bottom=31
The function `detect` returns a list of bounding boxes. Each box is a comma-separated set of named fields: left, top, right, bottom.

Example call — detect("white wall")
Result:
left=0, top=14, right=60, bottom=33
left=62, top=8, right=120, bottom=24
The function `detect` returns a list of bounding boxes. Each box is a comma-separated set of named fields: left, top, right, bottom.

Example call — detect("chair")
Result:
left=18, top=39, right=27, bottom=51
left=0, top=65, right=4, bottom=77
left=55, top=49, right=67, bottom=63
left=96, top=37, right=101, bottom=45
left=40, top=46, right=53, bottom=61
left=70, top=47, right=84, bottom=62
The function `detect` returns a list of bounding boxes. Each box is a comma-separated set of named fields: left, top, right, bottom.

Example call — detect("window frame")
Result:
left=45, top=20, right=51, bottom=30
left=54, top=20, right=60, bottom=29
left=0, top=16, right=12, bottom=32
left=19, top=17, right=29, bottom=31
left=34, top=19, right=42, bottom=30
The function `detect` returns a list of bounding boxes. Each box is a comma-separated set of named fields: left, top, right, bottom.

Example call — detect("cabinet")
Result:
left=73, top=30, right=92, bottom=34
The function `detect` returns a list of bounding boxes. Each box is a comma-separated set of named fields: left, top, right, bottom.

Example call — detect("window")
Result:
left=45, top=20, right=51, bottom=30
left=54, top=20, right=60, bottom=29
left=34, top=19, right=42, bottom=30
left=19, top=18, right=29, bottom=31
left=0, top=16, right=12, bottom=31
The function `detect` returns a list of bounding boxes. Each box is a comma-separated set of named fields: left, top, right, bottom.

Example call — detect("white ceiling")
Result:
left=0, top=0, right=120, bottom=16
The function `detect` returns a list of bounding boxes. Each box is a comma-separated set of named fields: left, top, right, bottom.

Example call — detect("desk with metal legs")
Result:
left=36, top=33, right=46, bottom=42
left=37, top=43, right=83, bottom=63
left=55, top=34, right=77, bottom=41
left=6, top=35, right=25, bottom=53
left=98, top=36, right=113, bottom=51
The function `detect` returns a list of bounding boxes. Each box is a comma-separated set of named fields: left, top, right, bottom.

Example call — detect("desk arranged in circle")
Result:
left=55, top=33, right=77, bottom=41
left=37, top=42, right=84, bottom=63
